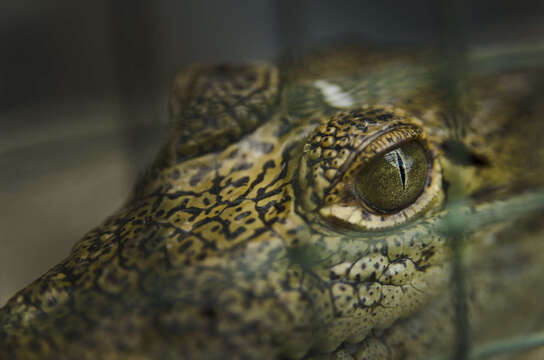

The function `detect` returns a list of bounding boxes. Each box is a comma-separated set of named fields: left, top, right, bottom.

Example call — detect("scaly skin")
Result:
left=1, top=45, right=544, bottom=359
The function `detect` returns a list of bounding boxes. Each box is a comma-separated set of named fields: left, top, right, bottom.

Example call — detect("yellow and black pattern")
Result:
left=2, top=46, right=544, bottom=360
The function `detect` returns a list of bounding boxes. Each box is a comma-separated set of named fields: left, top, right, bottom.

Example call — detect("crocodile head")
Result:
left=2, top=45, right=544, bottom=359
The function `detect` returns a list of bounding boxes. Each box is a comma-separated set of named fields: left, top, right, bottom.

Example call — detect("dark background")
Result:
left=1, top=0, right=542, bottom=305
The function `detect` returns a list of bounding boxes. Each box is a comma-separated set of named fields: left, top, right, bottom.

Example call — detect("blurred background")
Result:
left=0, top=0, right=543, bottom=306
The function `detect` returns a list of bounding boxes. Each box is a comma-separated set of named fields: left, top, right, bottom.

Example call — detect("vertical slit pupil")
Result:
left=395, top=151, right=407, bottom=190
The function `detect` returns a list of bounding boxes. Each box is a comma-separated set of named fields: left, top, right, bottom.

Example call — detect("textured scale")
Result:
left=1, top=45, right=544, bottom=360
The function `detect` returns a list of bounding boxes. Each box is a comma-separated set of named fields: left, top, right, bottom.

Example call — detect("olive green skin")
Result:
left=1, top=46, right=544, bottom=360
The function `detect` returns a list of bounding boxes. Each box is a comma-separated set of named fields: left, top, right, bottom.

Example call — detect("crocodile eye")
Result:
left=355, top=141, right=429, bottom=213
left=299, top=106, right=444, bottom=230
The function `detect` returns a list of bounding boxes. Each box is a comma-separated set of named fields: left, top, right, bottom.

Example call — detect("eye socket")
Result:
left=299, top=107, right=444, bottom=230
left=355, top=141, right=429, bottom=213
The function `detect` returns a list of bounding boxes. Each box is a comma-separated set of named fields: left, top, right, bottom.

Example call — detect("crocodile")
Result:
left=2, top=44, right=544, bottom=359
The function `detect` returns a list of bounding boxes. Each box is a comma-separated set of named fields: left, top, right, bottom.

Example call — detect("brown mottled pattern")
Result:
left=1, top=46, right=544, bottom=360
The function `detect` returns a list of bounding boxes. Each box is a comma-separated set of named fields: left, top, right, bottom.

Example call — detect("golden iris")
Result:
left=355, top=141, right=429, bottom=213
